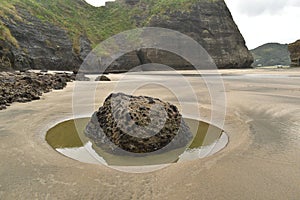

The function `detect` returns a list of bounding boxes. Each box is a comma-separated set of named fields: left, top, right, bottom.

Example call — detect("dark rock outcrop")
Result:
left=288, top=40, right=300, bottom=67
left=105, top=49, right=194, bottom=72
left=107, top=51, right=142, bottom=73
left=0, top=40, right=15, bottom=71
left=95, top=75, right=111, bottom=81
left=0, top=7, right=92, bottom=71
left=107, top=0, right=253, bottom=70
left=79, top=36, right=93, bottom=61
left=0, top=72, right=75, bottom=110
left=85, top=93, right=193, bottom=154
left=148, top=1, right=253, bottom=69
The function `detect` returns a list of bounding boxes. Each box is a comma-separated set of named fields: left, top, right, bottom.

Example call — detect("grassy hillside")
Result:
left=0, top=0, right=212, bottom=51
left=0, top=0, right=136, bottom=51
left=251, top=43, right=291, bottom=67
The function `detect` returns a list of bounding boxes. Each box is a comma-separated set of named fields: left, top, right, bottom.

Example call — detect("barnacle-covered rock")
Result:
left=85, top=93, right=193, bottom=154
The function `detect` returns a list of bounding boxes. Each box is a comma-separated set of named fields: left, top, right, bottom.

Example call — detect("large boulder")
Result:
left=85, top=93, right=193, bottom=154
left=288, top=40, right=300, bottom=67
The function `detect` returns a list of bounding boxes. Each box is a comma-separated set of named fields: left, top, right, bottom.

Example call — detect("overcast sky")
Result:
left=84, top=0, right=300, bottom=49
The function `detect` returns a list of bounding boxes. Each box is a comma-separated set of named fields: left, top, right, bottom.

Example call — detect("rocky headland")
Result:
left=288, top=40, right=300, bottom=67
left=1, top=0, right=253, bottom=72
left=85, top=93, right=193, bottom=154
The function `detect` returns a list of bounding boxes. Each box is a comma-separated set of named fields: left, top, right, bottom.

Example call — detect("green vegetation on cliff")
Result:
left=0, top=0, right=217, bottom=50
left=0, top=0, right=134, bottom=50
left=251, top=43, right=291, bottom=67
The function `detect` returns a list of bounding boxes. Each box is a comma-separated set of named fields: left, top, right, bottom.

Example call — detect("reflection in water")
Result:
left=46, top=118, right=228, bottom=166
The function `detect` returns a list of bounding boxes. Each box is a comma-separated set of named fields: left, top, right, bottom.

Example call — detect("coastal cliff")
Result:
left=288, top=40, right=300, bottom=67
left=0, top=0, right=253, bottom=71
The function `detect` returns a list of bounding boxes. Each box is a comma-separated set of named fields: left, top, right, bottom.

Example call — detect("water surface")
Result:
left=46, top=118, right=228, bottom=166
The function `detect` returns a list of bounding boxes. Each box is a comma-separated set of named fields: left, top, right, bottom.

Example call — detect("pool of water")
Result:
left=46, top=117, right=228, bottom=167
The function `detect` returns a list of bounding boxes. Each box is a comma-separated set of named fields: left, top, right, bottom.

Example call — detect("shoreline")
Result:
left=0, top=68, right=300, bottom=199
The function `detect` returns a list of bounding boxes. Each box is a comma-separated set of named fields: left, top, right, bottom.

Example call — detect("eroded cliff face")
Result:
left=0, top=7, right=92, bottom=71
left=142, top=0, right=253, bottom=69
left=0, top=0, right=253, bottom=71
left=288, top=40, right=300, bottom=67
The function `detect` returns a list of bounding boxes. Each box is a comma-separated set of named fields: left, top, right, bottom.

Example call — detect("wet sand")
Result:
left=0, top=68, right=300, bottom=199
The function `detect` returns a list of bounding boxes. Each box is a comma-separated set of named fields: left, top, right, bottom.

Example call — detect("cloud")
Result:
left=228, top=0, right=300, bottom=16
left=225, top=0, right=300, bottom=48
left=289, top=0, right=300, bottom=7
left=236, top=0, right=284, bottom=16
left=84, top=0, right=110, bottom=7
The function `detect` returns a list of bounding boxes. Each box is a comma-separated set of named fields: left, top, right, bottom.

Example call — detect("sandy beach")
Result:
left=0, top=68, right=300, bottom=199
